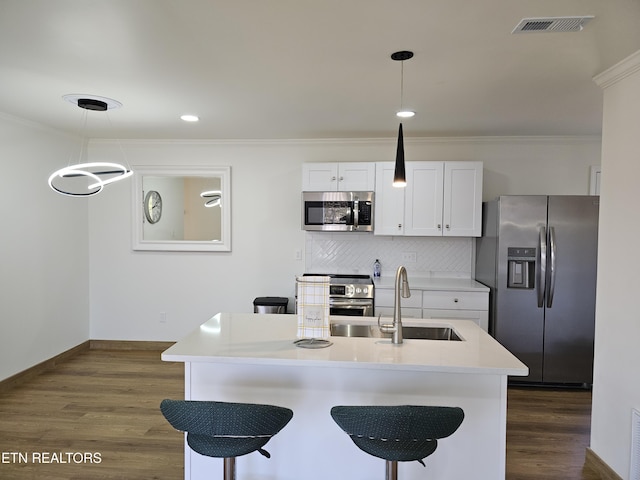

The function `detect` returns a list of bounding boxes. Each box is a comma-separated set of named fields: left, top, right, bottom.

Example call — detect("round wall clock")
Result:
left=144, top=190, right=162, bottom=224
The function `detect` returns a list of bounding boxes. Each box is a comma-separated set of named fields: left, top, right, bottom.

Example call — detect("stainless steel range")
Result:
left=298, top=274, right=374, bottom=317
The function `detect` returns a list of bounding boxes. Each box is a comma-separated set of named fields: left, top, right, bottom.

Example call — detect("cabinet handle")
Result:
left=454, top=298, right=459, bottom=303
left=446, top=224, right=450, bottom=230
left=339, top=176, right=344, bottom=181
left=437, top=224, right=442, bottom=229
left=331, top=176, right=336, bottom=181
left=398, top=224, right=402, bottom=230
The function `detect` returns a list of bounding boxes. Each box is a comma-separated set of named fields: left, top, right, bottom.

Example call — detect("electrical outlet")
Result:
left=294, top=249, right=303, bottom=261
left=159, top=312, right=167, bottom=325
left=402, top=252, right=417, bottom=263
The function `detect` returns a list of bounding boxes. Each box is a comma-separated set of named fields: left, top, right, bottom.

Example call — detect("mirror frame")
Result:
left=131, top=165, right=231, bottom=252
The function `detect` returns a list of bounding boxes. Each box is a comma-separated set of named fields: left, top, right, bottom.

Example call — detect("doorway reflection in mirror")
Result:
left=132, top=165, right=231, bottom=252
left=142, top=176, right=222, bottom=241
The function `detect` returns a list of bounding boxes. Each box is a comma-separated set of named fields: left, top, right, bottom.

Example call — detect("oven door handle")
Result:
left=353, top=199, right=359, bottom=230
left=330, top=299, right=374, bottom=306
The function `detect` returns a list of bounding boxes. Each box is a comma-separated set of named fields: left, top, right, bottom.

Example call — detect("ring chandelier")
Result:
left=200, top=190, right=222, bottom=207
left=48, top=95, right=133, bottom=197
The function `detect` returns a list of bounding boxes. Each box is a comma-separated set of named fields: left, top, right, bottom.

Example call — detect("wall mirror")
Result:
left=132, top=166, right=231, bottom=252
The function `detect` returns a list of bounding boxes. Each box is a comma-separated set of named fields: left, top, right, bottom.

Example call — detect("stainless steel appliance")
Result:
left=302, top=191, right=374, bottom=232
left=475, top=195, right=599, bottom=385
left=253, top=297, right=288, bottom=314
left=297, top=274, right=374, bottom=316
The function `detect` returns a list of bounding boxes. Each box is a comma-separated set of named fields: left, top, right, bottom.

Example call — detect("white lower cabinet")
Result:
left=376, top=306, right=423, bottom=319
left=421, top=290, right=486, bottom=310
left=422, top=290, right=488, bottom=331
left=375, top=287, right=489, bottom=332
left=375, top=288, right=422, bottom=318
left=422, top=309, right=488, bottom=332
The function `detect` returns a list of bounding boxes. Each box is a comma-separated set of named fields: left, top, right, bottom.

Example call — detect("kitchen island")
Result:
left=162, top=313, right=527, bottom=480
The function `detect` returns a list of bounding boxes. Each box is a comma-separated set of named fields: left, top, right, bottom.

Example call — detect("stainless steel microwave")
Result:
left=302, top=191, right=374, bottom=232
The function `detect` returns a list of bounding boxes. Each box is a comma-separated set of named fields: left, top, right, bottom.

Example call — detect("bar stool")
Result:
left=330, top=405, right=464, bottom=480
left=160, top=399, right=293, bottom=480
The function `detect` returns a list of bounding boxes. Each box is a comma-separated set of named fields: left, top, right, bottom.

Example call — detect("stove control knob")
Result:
left=356, top=287, right=362, bottom=294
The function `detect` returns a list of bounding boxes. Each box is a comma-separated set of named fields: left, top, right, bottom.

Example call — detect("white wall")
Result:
left=87, top=136, right=600, bottom=341
left=0, top=114, right=89, bottom=381
left=590, top=50, right=640, bottom=478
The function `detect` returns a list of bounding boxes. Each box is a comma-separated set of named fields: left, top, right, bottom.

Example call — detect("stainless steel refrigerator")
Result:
left=475, top=196, right=599, bottom=385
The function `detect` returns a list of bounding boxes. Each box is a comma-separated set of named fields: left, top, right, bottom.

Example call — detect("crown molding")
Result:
left=594, top=49, right=640, bottom=90
left=91, top=135, right=600, bottom=148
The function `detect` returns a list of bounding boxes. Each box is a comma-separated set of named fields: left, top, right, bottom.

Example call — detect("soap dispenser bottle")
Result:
left=373, top=259, right=381, bottom=278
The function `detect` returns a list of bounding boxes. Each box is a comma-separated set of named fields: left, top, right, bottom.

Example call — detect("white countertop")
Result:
left=162, top=313, right=527, bottom=376
left=374, top=276, right=489, bottom=292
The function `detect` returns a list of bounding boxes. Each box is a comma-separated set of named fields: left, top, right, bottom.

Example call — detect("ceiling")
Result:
left=1, top=0, right=639, bottom=140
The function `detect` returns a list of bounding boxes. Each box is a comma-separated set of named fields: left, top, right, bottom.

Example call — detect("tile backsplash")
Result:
left=304, top=232, right=473, bottom=278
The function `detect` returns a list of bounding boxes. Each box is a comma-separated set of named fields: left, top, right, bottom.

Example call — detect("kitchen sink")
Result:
left=330, top=323, right=462, bottom=341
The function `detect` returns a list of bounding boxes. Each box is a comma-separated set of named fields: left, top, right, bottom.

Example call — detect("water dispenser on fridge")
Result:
left=506, top=247, right=536, bottom=289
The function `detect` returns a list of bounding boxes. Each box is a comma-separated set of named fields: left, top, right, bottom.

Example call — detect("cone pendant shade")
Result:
left=393, top=123, right=407, bottom=187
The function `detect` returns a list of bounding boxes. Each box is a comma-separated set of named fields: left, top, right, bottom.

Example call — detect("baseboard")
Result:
left=89, top=340, right=175, bottom=351
left=0, top=340, right=175, bottom=393
left=0, top=341, right=90, bottom=394
left=585, top=447, right=623, bottom=480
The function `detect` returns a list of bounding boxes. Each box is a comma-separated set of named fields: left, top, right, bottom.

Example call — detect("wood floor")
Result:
left=507, top=387, right=600, bottom=480
left=0, top=347, right=601, bottom=479
left=0, top=348, right=184, bottom=480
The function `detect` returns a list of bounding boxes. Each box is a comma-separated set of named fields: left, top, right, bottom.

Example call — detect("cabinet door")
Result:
left=422, top=309, right=489, bottom=332
left=422, top=290, right=488, bottom=311
left=338, top=163, right=375, bottom=191
left=302, top=163, right=338, bottom=191
left=376, top=287, right=423, bottom=309
left=443, top=161, right=483, bottom=236
left=404, top=162, right=444, bottom=236
left=376, top=306, right=423, bottom=319
left=374, top=162, right=405, bottom=235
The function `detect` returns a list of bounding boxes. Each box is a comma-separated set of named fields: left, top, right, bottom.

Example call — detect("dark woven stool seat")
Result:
left=330, top=405, right=464, bottom=479
left=161, top=399, right=293, bottom=479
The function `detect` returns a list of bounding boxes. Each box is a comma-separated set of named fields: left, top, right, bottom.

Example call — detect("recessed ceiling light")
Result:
left=396, top=110, right=415, bottom=118
left=180, top=114, right=199, bottom=122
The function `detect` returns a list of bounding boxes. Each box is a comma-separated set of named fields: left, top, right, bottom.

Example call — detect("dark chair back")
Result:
left=330, top=405, right=464, bottom=463
left=161, top=399, right=293, bottom=459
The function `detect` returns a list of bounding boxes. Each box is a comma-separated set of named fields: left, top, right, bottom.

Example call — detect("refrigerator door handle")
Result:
left=537, top=226, right=546, bottom=308
left=546, top=226, right=557, bottom=308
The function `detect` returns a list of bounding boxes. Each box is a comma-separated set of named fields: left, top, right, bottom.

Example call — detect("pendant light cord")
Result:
left=392, top=50, right=414, bottom=118
left=399, top=60, right=405, bottom=111
left=67, top=107, right=88, bottom=167
left=104, top=108, right=132, bottom=173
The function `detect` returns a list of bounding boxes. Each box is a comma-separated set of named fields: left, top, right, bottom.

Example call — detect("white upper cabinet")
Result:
left=373, top=162, right=406, bottom=235
left=443, top=161, right=483, bottom=236
left=375, top=161, right=483, bottom=237
left=404, top=162, right=444, bottom=235
left=302, top=162, right=375, bottom=191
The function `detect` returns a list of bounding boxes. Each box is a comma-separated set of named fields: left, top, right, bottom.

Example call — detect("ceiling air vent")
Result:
left=512, top=16, right=594, bottom=34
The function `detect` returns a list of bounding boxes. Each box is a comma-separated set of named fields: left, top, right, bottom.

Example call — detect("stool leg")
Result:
left=385, top=460, right=398, bottom=480
left=223, top=457, right=236, bottom=480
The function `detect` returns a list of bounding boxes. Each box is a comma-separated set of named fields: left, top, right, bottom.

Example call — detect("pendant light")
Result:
left=391, top=50, right=414, bottom=188
left=394, top=123, right=406, bottom=187
left=48, top=94, right=133, bottom=197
